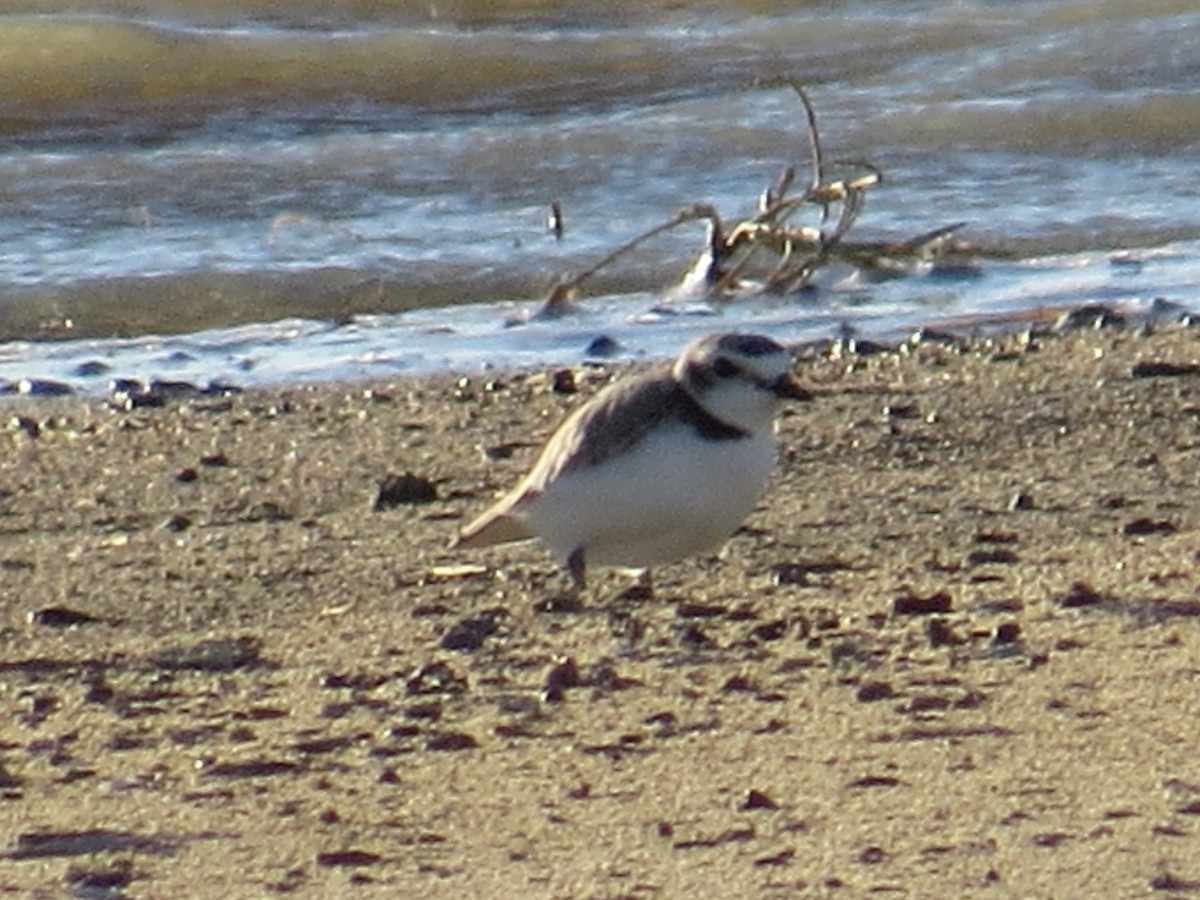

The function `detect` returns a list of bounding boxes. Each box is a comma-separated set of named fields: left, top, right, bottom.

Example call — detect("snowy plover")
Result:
left=456, top=332, right=810, bottom=590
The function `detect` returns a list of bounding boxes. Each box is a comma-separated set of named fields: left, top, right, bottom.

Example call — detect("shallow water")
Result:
left=1, top=0, right=1198, bottom=392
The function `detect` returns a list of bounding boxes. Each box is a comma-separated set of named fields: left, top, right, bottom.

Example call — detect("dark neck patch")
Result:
left=676, top=385, right=748, bottom=441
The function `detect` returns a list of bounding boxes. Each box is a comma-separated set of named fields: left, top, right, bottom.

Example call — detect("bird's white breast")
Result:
left=520, top=421, right=777, bottom=569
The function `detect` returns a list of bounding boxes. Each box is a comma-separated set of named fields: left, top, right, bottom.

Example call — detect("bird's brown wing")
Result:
left=455, top=366, right=679, bottom=549
left=526, top=367, right=679, bottom=488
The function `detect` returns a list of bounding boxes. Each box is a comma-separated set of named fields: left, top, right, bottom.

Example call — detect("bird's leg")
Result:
left=567, top=547, right=587, bottom=592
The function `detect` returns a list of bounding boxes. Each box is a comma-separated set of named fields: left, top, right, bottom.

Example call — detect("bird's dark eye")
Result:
left=713, top=357, right=740, bottom=378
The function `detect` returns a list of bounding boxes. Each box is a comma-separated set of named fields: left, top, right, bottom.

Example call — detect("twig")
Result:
left=530, top=203, right=722, bottom=319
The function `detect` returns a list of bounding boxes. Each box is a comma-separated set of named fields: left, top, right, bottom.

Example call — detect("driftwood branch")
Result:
left=524, top=81, right=968, bottom=319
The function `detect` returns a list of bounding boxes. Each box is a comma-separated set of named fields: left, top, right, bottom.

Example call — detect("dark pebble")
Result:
left=374, top=472, right=438, bottom=509
left=4, top=829, right=170, bottom=860
left=993, top=622, right=1022, bottom=645
left=175, top=467, right=199, bottom=483
left=483, top=441, right=525, bottom=460
left=965, top=548, right=1020, bottom=566
left=83, top=673, right=114, bottom=705
left=1150, top=873, right=1200, bottom=891
left=148, top=378, right=202, bottom=398
left=316, top=850, right=381, bottom=868
left=1055, top=304, right=1125, bottom=331
left=742, top=789, right=779, bottom=811
left=551, top=369, right=578, bottom=394
left=927, top=618, right=964, bottom=647
left=1009, top=491, right=1036, bottom=511
left=883, top=402, right=921, bottom=419
left=722, top=674, right=757, bottom=693
left=892, top=591, right=953, bottom=616
left=322, top=671, right=388, bottom=691
left=909, top=327, right=963, bottom=348
left=975, top=530, right=1018, bottom=544
left=203, top=380, right=243, bottom=396
left=754, top=849, right=796, bottom=867
left=403, top=701, right=442, bottom=721
left=847, top=775, right=902, bottom=789
left=18, top=378, right=73, bottom=397
left=8, top=416, right=40, bottom=438
left=440, top=612, right=501, bottom=652
left=543, top=655, right=582, bottom=703
left=616, top=581, right=654, bottom=602
left=856, top=681, right=895, bottom=702
left=152, top=636, right=263, bottom=672
left=107, top=733, right=148, bottom=752
left=204, top=759, right=299, bottom=778
left=770, top=563, right=811, bottom=586
left=161, top=514, right=192, bottom=532
left=200, top=452, right=230, bottom=467
left=291, top=736, right=355, bottom=756
left=644, top=711, right=676, bottom=729
left=751, top=619, right=788, bottom=642
left=676, top=623, right=716, bottom=649
left=1123, top=517, right=1176, bottom=536
left=1055, top=581, right=1107, bottom=608
left=426, top=732, right=478, bottom=752
left=904, top=695, right=951, bottom=714
left=109, top=378, right=144, bottom=395
left=585, top=335, right=621, bottom=358
left=676, top=601, right=727, bottom=618
left=22, top=694, right=56, bottom=726
left=110, top=388, right=165, bottom=411
left=533, top=594, right=585, bottom=614
left=1130, top=360, right=1200, bottom=378
left=71, top=360, right=112, bottom=378
left=859, top=846, right=887, bottom=865
left=28, top=606, right=102, bottom=628
left=838, top=337, right=891, bottom=356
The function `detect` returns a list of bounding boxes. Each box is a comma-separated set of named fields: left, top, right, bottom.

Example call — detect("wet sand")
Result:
left=2, top=322, right=1200, bottom=897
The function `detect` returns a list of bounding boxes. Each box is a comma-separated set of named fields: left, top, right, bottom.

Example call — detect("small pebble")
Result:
left=741, top=789, right=779, bottom=811
left=551, top=368, right=578, bottom=394
left=543, top=655, right=582, bottom=702
left=892, top=591, right=953, bottom=616
left=993, top=622, right=1021, bottom=645
left=18, top=378, right=73, bottom=397
left=1009, top=491, right=1035, bottom=511
left=374, top=473, right=438, bottom=509
left=585, top=335, right=621, bottom=358
left=72, top=360, right=112, bottom=378
left=29, top=606, right=102, bottom=627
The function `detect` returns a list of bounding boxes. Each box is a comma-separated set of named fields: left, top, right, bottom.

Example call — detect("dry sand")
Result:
left=2, top=321, right=1200, bottom=898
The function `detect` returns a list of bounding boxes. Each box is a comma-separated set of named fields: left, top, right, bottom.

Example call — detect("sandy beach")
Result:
left=3, top=320, right=1200, bottom=897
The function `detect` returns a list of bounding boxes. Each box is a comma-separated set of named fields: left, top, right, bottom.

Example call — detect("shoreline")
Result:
left=3, top=321, right=1200, bottom=895
left=0, top=294, right=1188, bottom=404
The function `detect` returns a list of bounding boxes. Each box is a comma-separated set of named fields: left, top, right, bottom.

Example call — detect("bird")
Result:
left=455, top=332, right=811, bottom=591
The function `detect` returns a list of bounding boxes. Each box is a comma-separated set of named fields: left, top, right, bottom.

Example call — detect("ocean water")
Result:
left=1, top=0, right=1199, bottom=392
